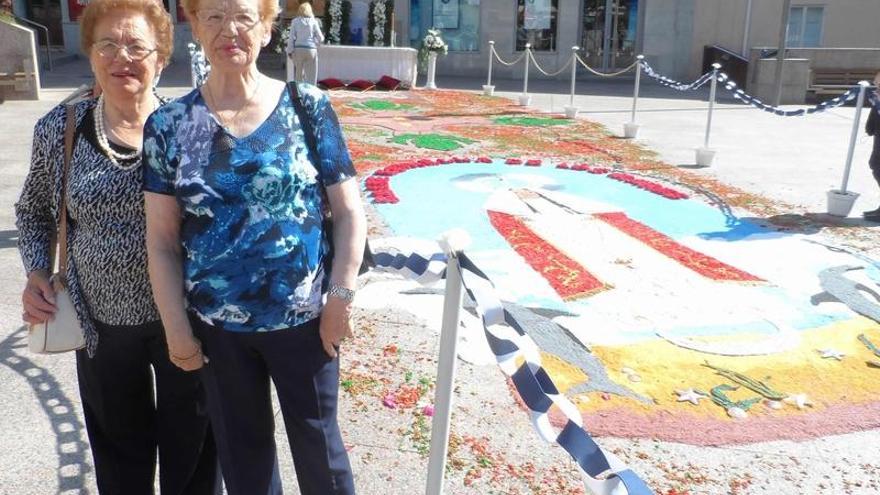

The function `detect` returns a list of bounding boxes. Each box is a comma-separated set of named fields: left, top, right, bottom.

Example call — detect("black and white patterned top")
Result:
left=16, top=98, right=160, bottom=356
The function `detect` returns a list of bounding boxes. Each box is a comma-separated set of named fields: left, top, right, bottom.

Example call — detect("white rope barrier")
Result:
left=576, top=55, right=639, bottom=78
left=530, top=51, right=575, bottom=78
left=490, top=45, right=528, bottom=67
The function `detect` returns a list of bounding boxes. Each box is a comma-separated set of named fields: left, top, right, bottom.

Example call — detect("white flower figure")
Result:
left=783, top=393, right=814, bottom=410
left=674, top=389, right=707, bottom=406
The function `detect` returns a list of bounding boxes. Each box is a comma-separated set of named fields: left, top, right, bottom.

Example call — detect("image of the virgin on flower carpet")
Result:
left=336, top=88, right=880, bottom=452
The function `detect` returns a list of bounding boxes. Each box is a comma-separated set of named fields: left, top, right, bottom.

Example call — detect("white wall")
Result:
left=640, top=0, right=695, bottom=79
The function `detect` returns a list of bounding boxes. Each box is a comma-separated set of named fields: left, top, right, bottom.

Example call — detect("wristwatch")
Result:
left=327, top=284, right=355, bottom=303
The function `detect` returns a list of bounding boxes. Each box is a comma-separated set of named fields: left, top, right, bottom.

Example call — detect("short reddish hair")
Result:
left=180, top=0, right=280, bottom=22
left=80, top=0, right=174, bottom=63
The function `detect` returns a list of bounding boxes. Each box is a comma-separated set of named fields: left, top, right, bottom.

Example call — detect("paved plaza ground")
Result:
left=3, top=58, right=880, bottom=494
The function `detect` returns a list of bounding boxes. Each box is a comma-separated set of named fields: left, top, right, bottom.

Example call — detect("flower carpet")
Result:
left=329, top=88, right=880, bottom=492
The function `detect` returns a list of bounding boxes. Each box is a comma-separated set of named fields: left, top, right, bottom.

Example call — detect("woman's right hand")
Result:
left=167, top=333, right=207, bottom=371
left=22, top=269, right=56, bottom=325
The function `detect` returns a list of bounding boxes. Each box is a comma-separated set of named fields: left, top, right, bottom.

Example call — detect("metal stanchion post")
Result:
left=483, top=41, right=495, bottom=96
left=519, top=44, right=531, bottom=106
left=564, top=46, right=579, bottom=119
left=695, top=63, right=721, bottom=166
left=624, top=55, right=644, bottom=138
left=424, top=253, right=465, bottom=495
left=826, top=81, right=870, bottom=217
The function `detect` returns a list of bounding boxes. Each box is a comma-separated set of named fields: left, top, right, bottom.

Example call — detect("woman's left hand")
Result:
left=319, top=297, right=354, bottom=358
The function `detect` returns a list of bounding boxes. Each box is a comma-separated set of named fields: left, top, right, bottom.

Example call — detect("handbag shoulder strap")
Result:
left=288, top=82, right=320, bottom=165
left=288, top=82, right=332, bottom=211
left=55, top=104, right=76, bottom=280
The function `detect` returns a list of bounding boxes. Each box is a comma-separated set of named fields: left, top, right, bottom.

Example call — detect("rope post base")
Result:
left=483, top=84, right=495, bottom=96
left=519, top=94, right=532, bottom=106
left=564, top=106, right=578, bottom=118
left=623, top=122, right=640, bottom=138
left=695, top=147, right=716, bottom=167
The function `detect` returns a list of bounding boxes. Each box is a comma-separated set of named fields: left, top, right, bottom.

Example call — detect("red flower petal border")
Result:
left=362, top=157, right=689, bottom=204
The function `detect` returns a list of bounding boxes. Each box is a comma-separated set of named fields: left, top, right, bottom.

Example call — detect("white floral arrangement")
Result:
left=371, top=1, right=386, bottom=46
left=421, top=28, right=448, bottom=55
left=328, top=0, right=343, bottom=44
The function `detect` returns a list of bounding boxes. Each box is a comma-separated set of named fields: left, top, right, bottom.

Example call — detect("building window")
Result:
left=516, top=0, right=558, bottom=51
left=410, top=0, right=481, bottom=53
left=787, top=6, right=823, bottom=48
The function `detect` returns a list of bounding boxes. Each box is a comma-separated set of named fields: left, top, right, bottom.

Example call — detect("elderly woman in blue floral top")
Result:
left=143, top=0, right=366, bottom=494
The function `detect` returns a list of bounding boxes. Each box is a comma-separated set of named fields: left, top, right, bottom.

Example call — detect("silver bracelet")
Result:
left=327, top=284, right=355, bottom=302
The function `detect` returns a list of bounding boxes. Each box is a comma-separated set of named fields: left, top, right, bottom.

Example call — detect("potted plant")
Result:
left=419, top=27, right=447, bottom=89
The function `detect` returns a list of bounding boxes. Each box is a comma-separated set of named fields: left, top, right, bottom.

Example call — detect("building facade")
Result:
left=12, top=0, right=880, bottom=81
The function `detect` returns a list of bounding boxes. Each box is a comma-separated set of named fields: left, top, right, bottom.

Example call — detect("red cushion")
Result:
left=347, top=79, right=376, bottom=91
left=376, top=75, right=402, bottom=91
left=318, top=78, right=346, bottom=90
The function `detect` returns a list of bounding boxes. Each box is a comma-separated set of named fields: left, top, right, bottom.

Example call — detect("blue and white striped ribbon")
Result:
left=640, top=61, right=864, bottom=117
left=372, top=247, right=654, bottom=495
left=716, top=73, right=860, bottom=117
left=641, top=61, right=715, bottom=91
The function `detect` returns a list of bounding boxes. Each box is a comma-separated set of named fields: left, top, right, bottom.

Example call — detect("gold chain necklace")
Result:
left=204, top=75, right=263, bottom=132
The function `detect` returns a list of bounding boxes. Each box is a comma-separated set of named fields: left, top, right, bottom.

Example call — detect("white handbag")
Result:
left=28, top=104, right=86, bottom=354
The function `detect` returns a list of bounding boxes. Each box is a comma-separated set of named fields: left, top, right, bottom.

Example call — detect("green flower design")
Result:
left=391, top=133, right=475, bottom=151
left=350, top=100, right=416, bottom=112
left=493, top=116, right=570, bottom=127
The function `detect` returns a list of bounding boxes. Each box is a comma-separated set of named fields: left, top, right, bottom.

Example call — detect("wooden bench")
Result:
left=809, top=68, right=877, bottom=96
left=0, top=59, right=35, bottom=92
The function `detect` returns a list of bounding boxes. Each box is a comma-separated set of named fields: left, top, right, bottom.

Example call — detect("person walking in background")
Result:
left=286, top=2, right=324, bottom=84
left=15, top=1, right=219, bottom=493
left=145, top=0, right=365, bottom=493
left=863, top=71, right=880, bottom=221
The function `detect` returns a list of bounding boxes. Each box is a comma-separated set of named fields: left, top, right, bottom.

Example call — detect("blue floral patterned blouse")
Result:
left=143, top=83, right=356, bottom=332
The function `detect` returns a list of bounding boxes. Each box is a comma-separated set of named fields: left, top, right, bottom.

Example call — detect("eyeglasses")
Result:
left=93, top=40, right=156, bottom=61
left=195, top=9, right=260, bottom=31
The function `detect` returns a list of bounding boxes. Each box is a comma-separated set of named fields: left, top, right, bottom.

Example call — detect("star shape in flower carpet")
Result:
left=783, top=393, right=814, bottom=410
left=674, top=389, right=706, bottom=406
left=816, top=348, right=845, bottom=360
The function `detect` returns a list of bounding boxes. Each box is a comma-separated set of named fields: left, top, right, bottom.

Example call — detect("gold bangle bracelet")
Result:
left=169, top=344, right=201, bottom=361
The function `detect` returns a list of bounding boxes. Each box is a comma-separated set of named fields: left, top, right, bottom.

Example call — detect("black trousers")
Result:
left=871, top=151, right=880, bottom=189
left=76, top=320, right=220, bottom=495
left=191, top=316, right=355, bottom=495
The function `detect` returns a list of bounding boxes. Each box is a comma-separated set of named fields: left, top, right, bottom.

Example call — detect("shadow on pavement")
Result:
left=1, top=328, right=91, bottom=494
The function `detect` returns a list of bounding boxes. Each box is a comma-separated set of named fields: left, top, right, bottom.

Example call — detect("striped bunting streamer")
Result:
left=641, top=61, right=715, bottom=91
left=372, top=246, right=654, bottom=495
left=716, top=72, right=860, bottom=117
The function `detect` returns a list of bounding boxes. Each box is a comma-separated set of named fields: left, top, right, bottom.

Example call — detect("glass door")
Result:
left=26, top=0, right=62, bottom=45
left=580, top=0, right=638, bottom=71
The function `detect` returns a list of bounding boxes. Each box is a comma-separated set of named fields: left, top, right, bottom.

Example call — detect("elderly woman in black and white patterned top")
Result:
left=14, top=1, right=219, bottom=493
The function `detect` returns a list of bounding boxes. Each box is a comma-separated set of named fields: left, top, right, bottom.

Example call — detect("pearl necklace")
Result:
left=93, top=94, right=152, bottom=170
